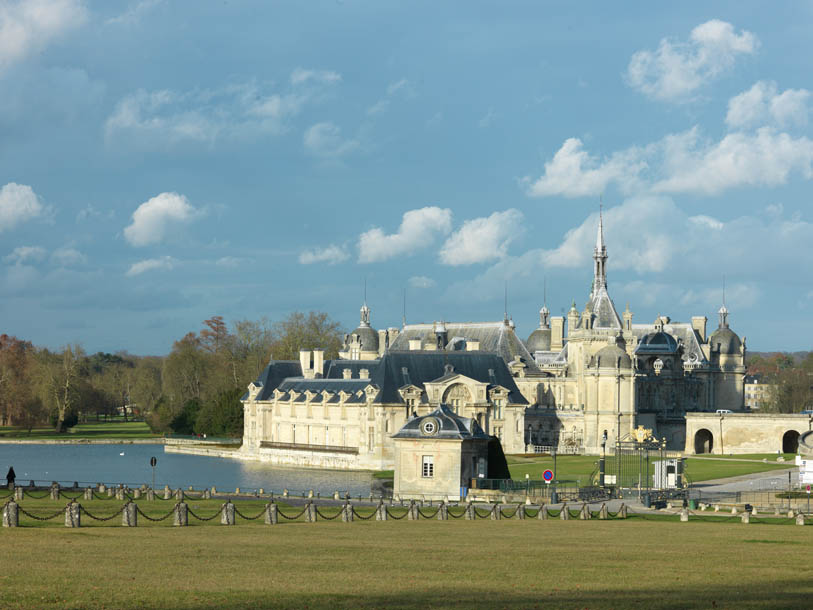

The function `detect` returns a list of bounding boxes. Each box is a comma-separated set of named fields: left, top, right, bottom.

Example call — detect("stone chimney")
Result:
left=299, top=350, right=313, bottom=378
left=359, top=368, right=369, bottom=380
left=692, top=316, right=708, bottom=342
left=312, top=349, right=324, bottom=377
left=342, top=368, right=352, bottom=379
left=466, top=340, right=480, bottom=351
left=551, top=317, right=564, bottom=351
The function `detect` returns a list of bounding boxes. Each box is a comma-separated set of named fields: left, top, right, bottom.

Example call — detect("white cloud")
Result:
left=366, top=100, right=389, bottom=116
left=303, top=122, right=360, bottom=157
left=0, top=0, right=87, bottom=74
left=525, top=138, right=647, bottom=198
left=0, top=183, right=46, bottom=232
left=439, top=209, right=524, bottom=265
left=50, top=246, right=86, bottom=266
left=726, top=81, right=810, bottom=129
left=387, top=78, right=410, bottom=96
left=627, top=19, right=758, bottom=102
left=105, top=76, right=336, bottom=146
left=4, top=245, right=46, bottom=265
left=126, top=256, right=176, bottom=277
left=688, top=215, right=724, bottom=230
left=298, top=244, right=350, bottom=265
left=215, top=256, right=249, bottom=268
left=290, top=68, right=341, bottom=86
left=358, top=206, right=452, bottom=263
left=408, top=275, right=436, bottom=289
left=123, top=192, right=201, bottom=247
left=105, top=0, right=162, bottom=25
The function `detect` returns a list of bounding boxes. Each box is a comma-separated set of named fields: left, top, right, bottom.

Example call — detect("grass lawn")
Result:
left=0, top=420, right=157, bottom=440
left=505, top=454, right=793, bottom=485
left=1, top=498, right=812, bottom=609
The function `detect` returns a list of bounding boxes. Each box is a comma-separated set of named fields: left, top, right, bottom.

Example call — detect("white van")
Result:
left=716, top=409, right=733, bottom=414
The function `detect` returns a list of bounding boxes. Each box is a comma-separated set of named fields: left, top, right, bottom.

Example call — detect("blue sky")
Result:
left=2, top=1, right=813, bottom=354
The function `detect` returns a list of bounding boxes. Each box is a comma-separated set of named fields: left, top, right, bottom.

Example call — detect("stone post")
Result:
left=580, top=504, right=590, bottom=520
left=438, top=502, right=447, bottom=521
left=796, top=513, right=806, bottom=526
left=517, top=504, right=525, bottom=520
left=115, top=488, right=124, bottom=501
left=599, top=504, right=608, bottom=520
left=163, top=488, right=171, bottom=500
left=730, top=507, right=737, bottom=515
left=751, top=506, right=758, bottom=515
left=265, top=503, right=278, bottom=525
left=333, top=491, right=340, bottom=501
left=407, top=500, right=417, bottom=520
left=174, top=502, right=188, bottom=526
left=133, top=489, right=141, bottom=500
left=376, top=501, right=387, bottom=521
left=83, top=488, right=93, bottom=501
left=560, top=503, right=570, bottom=520
left=346, top=502, right=355, bottom=522
left=680, top=509, right=689, bottom=522
left=221, top=501, right=235, bottom=525
left=99, top=484, right=106, bottom=494
left=50, top=485, right=60, bottom=501
left=107, top=487, right=114, bottom=498
left=146, top=490, right=155, bottom=501
left=788, top=510, right=795, bottom=519
left=203, top=489, right=211, bottom=500
left=305, top=502, right=316, bottom=523
left=491, top=504, right=500, bottom=520
left=2, top=501, right=18, bottom=527
left=122, top=502, right=138, bottom=527
left=619, top=504, right=628, bottom=519
left=65, top=502, right=80, bottom=528
left=175, top=489, right=184, bottom=501
left=740, top=512, right=750, bottom=524
left=538, top=504, right=549, bottom=520
left=14, top=487, right=23, bottom=501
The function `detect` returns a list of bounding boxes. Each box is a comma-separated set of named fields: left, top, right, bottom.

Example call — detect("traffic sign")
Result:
left=806, top=485, right=810, bottom=494
left=543, top=469, right=553, bottom=482
left=150, top=456, right=157, bottom=467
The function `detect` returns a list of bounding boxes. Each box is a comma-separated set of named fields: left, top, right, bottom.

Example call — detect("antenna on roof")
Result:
left=504, top=280, right=509, bottom=323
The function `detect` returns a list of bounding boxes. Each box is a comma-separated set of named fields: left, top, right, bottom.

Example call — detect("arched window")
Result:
left=443, top=383, right=472, bottom=414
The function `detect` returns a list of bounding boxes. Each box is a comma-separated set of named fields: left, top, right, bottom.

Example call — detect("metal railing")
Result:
left=259, top=441, right=359, bottom=455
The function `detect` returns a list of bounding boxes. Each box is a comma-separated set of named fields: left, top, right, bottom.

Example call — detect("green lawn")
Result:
left=505, top=454, right=794, bottom=485
left=1, top=500, right=812, bottom=609
left=0, top=420, right=157, bottom=440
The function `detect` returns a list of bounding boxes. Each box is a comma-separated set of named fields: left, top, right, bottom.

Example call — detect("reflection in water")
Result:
left=0, top=444, right=372, bottom=496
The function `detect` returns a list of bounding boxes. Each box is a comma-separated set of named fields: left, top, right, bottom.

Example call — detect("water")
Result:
left=0, top=444, right=373, bottom=496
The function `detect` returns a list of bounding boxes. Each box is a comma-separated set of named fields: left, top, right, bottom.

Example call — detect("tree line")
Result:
left=747, top=352, right=813, bottom=413
left=0, top=312, right=344, bottom=437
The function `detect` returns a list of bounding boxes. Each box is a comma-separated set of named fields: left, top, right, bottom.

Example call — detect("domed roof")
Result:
left=526, top=328, right=552, bottom=352
left=635, top=331, right=679, bottom=355
left=393, top=404, right=489, bottom=440
left=710, top=327, right=741, bottom=355
left=592, top=343, right=632, bottom=369
left=352, top=325, right=379, bottom=352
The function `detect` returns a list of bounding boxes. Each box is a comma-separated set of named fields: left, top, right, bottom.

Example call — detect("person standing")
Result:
left=6, top=466, right=15, bottom=489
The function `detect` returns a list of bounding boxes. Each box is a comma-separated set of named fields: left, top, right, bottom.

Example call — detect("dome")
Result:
left=526, top=328, right=552, bottom=352
left=710, top=327, right=741, bottom=355
left=635, top=331, right=678, bottom=355
left=592, top=344, right=632, bottom=369
left=352, top=325, right=379, bottom=352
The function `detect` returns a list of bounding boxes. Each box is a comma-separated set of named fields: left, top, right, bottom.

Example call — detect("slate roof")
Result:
left=388, top=321, right=539, bottom=373
left=393, top=404, right=490, bottom=440
left=582, top=286, right=623, bottom=330
left=244, top=361, right=303, bottom=400
left=630, top=323, right=707, bottom=364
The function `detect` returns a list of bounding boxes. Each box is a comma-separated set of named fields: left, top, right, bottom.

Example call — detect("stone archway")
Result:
left=694, top=429, right=714, bottom=454
left=782, top=430, right=800, bottom=453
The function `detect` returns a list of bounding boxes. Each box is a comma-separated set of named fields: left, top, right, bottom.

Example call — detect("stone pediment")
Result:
left=423, top=373, right=488, bottom=404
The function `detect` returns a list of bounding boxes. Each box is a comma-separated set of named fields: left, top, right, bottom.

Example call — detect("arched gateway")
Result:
left=694, top=429, right=714, bottom=454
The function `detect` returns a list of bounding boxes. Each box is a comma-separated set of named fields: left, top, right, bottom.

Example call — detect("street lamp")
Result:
left=599, top=431, right=607, bottom=487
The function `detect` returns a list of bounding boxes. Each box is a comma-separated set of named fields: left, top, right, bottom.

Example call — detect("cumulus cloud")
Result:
left=126, top=256, right=176, bottom=277
left=358, top=206, right=453, bottom=263
left=123, top=192, right=201, bottom=247
left=688, top=215, right=724, bottom=230
left=4, top=245, right=46, bottom=265
left=105, top=0, right=162, bottom=25
left=408, top=275, right=436, bottom=289
left=726, top=81, right=810, bottom=129
left=298, top=244, right=350, bottom=265
left=51, top=246, right=86, bottom=266
left=525, top=138, right=647, bottom=198
left=0, top=0, right=87, bottom=74
left=439, top=209, right=524, bottom=265
left=303, top=122, right=360, bottom=157
left=627, top=19, right=758, bottom=102
left=0, top=183, right=46, bottom=231
left=290, top=68, right=341, bottom=86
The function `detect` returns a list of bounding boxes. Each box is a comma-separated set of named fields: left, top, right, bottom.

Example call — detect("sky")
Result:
left=2, top=0, right=813, bottom=355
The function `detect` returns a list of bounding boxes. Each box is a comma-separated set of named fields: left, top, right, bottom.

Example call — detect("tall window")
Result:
left=493, top=399, right=504, bottom=420
left=422, top=455, right=434, bottom=478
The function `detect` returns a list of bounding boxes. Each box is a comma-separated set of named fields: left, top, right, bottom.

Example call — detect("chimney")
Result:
left=342, top=368, right=352, bottom=379
left=551, top=317, right=564, bottom=351
left=466, top=340, right=480, bottom=351
left=299, top=350, right=312, bottom=378
left=312, top=348, right=324, bottom=377
left=378, top=329, right=388, bottom=355
left=409, top=339, right=422, bottom=351
left=359, top=368, right=369, bottom=380
left=692, top=316, right=708, bottom=342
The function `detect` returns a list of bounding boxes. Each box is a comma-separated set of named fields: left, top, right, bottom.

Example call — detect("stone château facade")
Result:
left=240, top=211, right=746, bottom=469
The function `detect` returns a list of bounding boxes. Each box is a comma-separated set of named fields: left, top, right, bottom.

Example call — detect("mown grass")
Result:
left=1, top=507, right=812, bottom=609
left=0, top=420, right=157, bottom=440
left=505, top=454, right=793, bottom=484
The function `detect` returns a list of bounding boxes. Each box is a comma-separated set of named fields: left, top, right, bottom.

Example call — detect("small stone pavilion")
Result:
left=392, top=404, right=490, bottom=501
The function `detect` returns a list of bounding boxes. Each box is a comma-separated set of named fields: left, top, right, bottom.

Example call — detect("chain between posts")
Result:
left=22, top=490, right=50, bottom=500
left=447, top=507, right=467, bottom=519
left=80, top=504, right=126, bottom=522
left=385, top=507, right=409, bottom=520
left=352, top=507, right=376, bottom=521
left=233, top=506, right=266, bottom=521
left=278, top=506, right=309, bottom=520
left=417, top=507, right=440, bottom=519
left=135, top=506, right=175, bottom=522
left=17, top=507, right=64, bottom=521
left=473, top=506, right=493, bottom=519
left=187, top=506, right=224, bottom=522
left=314, top=507, right=342, bottom=521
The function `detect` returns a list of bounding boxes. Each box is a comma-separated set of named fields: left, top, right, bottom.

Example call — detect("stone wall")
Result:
left=684, top=413, right=813, bottom=455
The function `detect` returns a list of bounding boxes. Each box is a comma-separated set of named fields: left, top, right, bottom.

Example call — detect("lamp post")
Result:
left=599, top=431, right=607, bottom=488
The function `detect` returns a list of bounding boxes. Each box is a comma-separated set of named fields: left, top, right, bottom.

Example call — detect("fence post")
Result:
left=14, top=487, right=23, bottom=501
left=538, top=504, right=548, bottom=520
left=174, top=502, right=188, bottom=526
left=115, top=488, right=124, bottom=501
left=491, top=503, right=500, bottom=520
left=560, top=503, right=570, bottom=520
left=122, top=502, right=138, bottom=527
left=407, top=500, right=417, bottom=521
left=50, top=485, right=59, bottom=501
left=680, top=509, right=690, bottom=522
left=64, top=502, right=80, bottom=528
left=203, top=489, right=211, bottom=500
left=175, top=489, right=184, bottom=501
left=2, top=501, right=18, bottom=527
left=146, top=489, right=155, bottom=501
left=305, top=502, right=316, bottom=523
left=133, top=489, right=141, bottom=500
left=107, top=487, right=114, bottom=498
left=262, top=503, right=276, bottom=525
left=163, top=488, right=171, bottom=500
left=517, top=504, right=525, bottom=520
left=221, top=501, right=235, bottom=525
left=83, top=488, right=92, bottom=501
left=465, top=502, right=474, bottom=520
left=740, top=512, right=750, bottom=524
left=599, top=504, right=608, bottom=520
left=796, top=514, right=806, bottom=526
left=619, top=504, right=628, bottom=519
left=376, top=501, right=387, bottom=521
left=438, top=501, right=447, bottom=521
left=580, top=504, right=590, bottom=520
left=788, top=510, right=795, bottom=519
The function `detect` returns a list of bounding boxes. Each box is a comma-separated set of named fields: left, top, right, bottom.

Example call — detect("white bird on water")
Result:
left=119, top=452, right=125, bottom=456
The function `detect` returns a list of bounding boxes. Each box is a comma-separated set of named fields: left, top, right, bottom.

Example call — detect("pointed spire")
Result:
left=360, top=279, right=371, bottom=327
left=596, top=196, right=606, bottom=252
left=503, top=280, right=509, bottom=325
left=591, top=200, right=608, bottom=298
left=718, top=275, right=729, bottom=329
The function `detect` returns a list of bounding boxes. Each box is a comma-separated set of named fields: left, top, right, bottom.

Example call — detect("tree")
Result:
left=0, top=335, right=37, bottom=427
left=271, top=311, right=344, bottom=360
left=231, top=317, right=274, bottom=385
left=35, top=344, right=85, bottom=433
left=194, top=388, right=244, bottom=437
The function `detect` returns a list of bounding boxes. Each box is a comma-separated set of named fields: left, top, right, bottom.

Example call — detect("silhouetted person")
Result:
left=6, top=466, right=15, bottom=489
